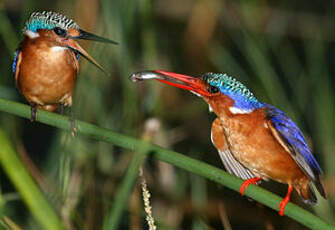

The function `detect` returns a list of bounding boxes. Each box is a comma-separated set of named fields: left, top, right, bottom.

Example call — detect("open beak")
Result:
left=129, top=70, right=211, bottom=97
left=66, top=30, right=118, bottom=74
left=74, top=29, right=118, bottom=44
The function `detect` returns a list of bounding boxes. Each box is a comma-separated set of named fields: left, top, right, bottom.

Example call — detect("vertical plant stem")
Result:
left=139, top=167, right=157, bottom=230
left=102, top=143, right=149, bottom=230
left=0, top=129, right=64, bottom=230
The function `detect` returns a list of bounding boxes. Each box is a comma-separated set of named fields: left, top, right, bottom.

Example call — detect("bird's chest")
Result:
left=18, top=41, right=79, bottom=104
left=219, top=110, right=274, bottom=176
left=21, top=44, right=78, bottom=81
left=221, top=115, right=261, bottom=157
left=218, top=110, right=303, bottom=182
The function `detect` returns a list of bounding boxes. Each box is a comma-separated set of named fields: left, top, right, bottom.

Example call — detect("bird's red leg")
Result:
left=278, top=185, right=293, bottom=216
left=239, top=177, right=262, bottom=196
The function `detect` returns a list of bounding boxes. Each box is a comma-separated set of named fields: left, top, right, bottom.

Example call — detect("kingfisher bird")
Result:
left=13, top=11, right=117, bottom=122
left=130, top=70, right=326, bottom=216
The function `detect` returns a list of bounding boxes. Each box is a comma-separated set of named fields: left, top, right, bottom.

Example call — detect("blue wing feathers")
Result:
left=265, top=105, right=322, bottom=173
left=75, top=51, right=79, bottom=62
left=265, top=104, right=326, bottom=198
left=12, top=48, right=20, bottom=74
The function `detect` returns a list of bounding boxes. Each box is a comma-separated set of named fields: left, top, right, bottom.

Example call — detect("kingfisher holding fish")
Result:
left=13, top=11, right=117, bottom=122
left=130, top=70, right=326, bottom=216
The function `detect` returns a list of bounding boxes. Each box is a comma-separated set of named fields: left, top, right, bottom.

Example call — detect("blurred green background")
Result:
left=1, top=0, right=335, bottom=229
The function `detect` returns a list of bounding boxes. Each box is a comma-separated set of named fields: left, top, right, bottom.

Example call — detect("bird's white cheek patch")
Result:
left=229, top=107, right=252, bottom=114
left=208, top=105, right=214, bottom=113
left=25, top=30, right=40, bottom=39
left=264, top=122, right=268, bottom=129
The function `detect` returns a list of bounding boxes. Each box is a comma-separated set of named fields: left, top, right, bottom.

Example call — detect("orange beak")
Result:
left=130, top=70, right=211, bottom=97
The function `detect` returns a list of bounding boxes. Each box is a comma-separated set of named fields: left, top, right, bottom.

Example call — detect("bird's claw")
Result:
left=278, top=197, right=289, bottom=216
left=69, top=113, right=77, bottom=137
left=71, top=127, right=77, bottom=137
left=239, top=177, right=262, bottom=196
left=30, top=103, right=37, bottom=122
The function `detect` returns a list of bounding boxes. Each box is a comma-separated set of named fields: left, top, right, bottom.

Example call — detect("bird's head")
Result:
left=23, top=11, right=117, bottom=73
left=130, top=70, right=264, bottom=115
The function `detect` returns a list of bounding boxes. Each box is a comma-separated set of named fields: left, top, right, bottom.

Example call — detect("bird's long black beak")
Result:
left=66, top=29, right=117, bottom=75
left=74, top=29, right=118, bottom=44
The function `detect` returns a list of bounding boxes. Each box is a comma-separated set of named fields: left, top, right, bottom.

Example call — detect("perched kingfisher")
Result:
left=13, top=11, right=117, bottom=121
left=130, top=70, right=326, bottom=216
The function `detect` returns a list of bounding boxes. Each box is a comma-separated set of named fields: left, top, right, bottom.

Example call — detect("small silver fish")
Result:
left=129, top=71, right=164, bottom=82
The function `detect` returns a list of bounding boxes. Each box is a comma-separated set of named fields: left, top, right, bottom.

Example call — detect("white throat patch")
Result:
left=50, top=46, right=68, bottom=52
left=25, top=30, right=40, bottom=39
left=229, top=106, right=253, bottom=114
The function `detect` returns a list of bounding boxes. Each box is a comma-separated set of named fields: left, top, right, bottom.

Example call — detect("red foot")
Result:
left=278, top=185, right=293, bottom=216
left=239, top=177, right=262, bottom=196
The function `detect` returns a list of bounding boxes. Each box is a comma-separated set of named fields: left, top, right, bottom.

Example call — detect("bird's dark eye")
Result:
left=53, top=27, right=67, bottom=37
left=207, top=85, right=219, bottom=94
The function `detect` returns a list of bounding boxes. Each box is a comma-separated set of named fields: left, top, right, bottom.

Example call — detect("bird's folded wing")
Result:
left=265, top=105, right=326, bottom=198
left=13, top=48, right=22, bottom=83
left=211, top=118, right=256, bottom=180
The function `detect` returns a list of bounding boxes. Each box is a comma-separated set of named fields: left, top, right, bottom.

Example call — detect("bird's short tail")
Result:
left=314, top=175, right=327, bottom=199
left=295, top=174, right=327, bottom=205
left=295, top=181, right=317, bottom=205
left=302, top=183, right=317, bottom=205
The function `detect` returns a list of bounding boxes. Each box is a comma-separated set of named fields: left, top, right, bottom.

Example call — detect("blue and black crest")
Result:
left=202, top=73, right=264, bottom=110
left=23, top=11, right=79, bottom=32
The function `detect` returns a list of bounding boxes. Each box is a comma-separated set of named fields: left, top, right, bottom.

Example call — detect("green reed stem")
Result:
left=0, top=128, right=64, bottom=230
left=0, top=98, right=333, bottom=230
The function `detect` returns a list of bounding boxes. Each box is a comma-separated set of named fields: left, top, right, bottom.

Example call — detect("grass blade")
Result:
left=0, top=128, right=64, bottom=230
